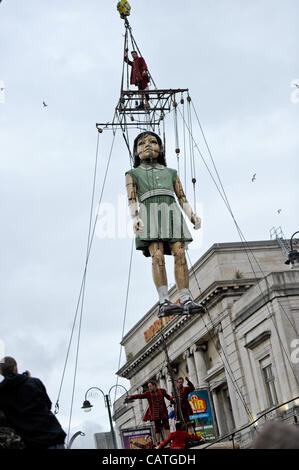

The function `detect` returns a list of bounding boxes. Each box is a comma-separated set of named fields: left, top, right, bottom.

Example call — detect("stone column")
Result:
left=216, top=323, right=242, bottom=427
left=162, top=367, right=173, bottom=395
left=183, top=349, right=198, bottom=386
left=211, top=388, right=225, bottom=436
left=156, top=370, right=163, bottom=389
left=190, top=344, right=208, bottom=388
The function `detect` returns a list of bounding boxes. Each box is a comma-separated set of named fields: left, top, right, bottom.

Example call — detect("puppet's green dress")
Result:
left=126, top=163, right=193, bottom=257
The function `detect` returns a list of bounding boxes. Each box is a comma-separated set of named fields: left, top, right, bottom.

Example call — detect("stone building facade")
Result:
left=113, top=240, right=299, bottom=448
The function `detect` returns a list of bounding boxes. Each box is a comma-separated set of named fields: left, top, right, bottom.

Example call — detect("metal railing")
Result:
left=202, top=395, right=299, bottom=449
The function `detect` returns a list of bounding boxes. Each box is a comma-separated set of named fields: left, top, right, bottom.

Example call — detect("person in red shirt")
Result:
left=158, top=422, right=203, bottom=450
left=125, top=381, right=173, bottom=444
left=124, top=49, right=150, bottom=109
left=176, top=376, right=195, bottom=431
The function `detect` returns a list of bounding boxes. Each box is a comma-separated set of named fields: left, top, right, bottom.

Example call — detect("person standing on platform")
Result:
left=124, top=49, right=150, bottom=108
left=125, top=381, right=173, bottom=445
left=177, top=376, right=195, bottom=430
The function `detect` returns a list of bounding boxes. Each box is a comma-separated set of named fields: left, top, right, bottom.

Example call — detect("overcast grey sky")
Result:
left=0, top=0, right=298, bottom=448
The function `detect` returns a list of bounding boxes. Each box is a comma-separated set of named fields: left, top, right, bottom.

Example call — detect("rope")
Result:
left=65, top=131, right=102, bottom=443
left=186, top=251, right=255, bottom=422
left=55, top=132, right=100, bottom=415
left=55, top=131, right=117, bottom=432
left=126, top=21, right=157, bottom=90
left=177, top=99, right=299, bottom=395
left=173, top=99, right=295, bottom=419
left=203, top=394, right=299, bottom=449
left=173, top=103, right=180, bottom=176
left=181, top=97, right=187, bottom=196
left=186, top=97, right=197, bottom=210
left=189, top=100, right=299, bottom=387
left=114, top=237, right=134, bottom=403
left=120, top=25, right=129, bottom=95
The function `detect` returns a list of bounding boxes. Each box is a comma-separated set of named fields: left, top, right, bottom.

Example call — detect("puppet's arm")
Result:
left=124, top=49, right=133, bottom=66
left=174, top=174, right=201, bottom=229
left=125, top=172, right=144, bottom=234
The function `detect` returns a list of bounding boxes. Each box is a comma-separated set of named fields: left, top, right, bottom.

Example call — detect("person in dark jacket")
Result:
left=0, top=356, right=66, bottom=449
left=0, top=409, right=25, bottom=449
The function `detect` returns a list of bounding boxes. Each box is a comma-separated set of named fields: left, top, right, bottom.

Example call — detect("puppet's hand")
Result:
left=142, top=70, right=148, bottom=78
left=192, top=214, right=201, bottom=230
left=133, top=216, right=144, bottom=234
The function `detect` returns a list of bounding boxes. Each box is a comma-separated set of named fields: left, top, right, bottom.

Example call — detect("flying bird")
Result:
left=43, top=101, right=48, bottom=108
left=251, top=173, right=256, bottom=182
left=294, top=83, right=299, bottom=89
left=277, top=209, right=282, bottom=214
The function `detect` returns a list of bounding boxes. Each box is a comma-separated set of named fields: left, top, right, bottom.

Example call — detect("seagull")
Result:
left=43, top=101, right=48, bottom=108
left=251, top=173, right=256, bottom=182
left=277, top=209, right=282, bottom=214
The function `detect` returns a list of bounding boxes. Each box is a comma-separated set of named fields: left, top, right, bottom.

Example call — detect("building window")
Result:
left=262, top=363, right=278, bottom=407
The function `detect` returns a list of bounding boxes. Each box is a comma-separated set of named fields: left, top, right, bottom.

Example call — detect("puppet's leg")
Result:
left=149, top=242, right=183, bottom=317
left=169, top=241, right=205, bottom=316
left=169, top=241, right=189, bottom=291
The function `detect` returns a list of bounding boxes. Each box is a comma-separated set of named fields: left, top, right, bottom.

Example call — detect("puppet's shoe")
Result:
left=158, top=300, right=183, bottom=318
left=180, top=299, right=206, bottom=316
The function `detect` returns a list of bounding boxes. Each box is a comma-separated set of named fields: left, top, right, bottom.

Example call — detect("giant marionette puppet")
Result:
left=125, top=131, right=206, bottom=318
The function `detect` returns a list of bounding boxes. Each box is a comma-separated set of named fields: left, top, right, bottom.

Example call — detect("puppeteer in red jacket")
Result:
left=125, top=381, right=173, bottom=442
left=176, top=376, right=195, bottom=424
left=159, top=423, right=203, bottom=450
left=124, top=49, right=149, bottom=90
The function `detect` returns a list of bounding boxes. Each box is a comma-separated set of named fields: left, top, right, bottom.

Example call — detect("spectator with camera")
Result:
left=0, top=356, right=66, bottom=449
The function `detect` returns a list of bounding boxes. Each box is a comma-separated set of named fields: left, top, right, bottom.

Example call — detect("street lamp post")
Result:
left=68, top=431, right=85, bottom=449
left=81, top=384, right=128, bottom=449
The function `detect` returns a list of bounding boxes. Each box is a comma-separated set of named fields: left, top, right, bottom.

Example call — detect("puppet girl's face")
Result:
left=137, top=134, right=161, bottom=161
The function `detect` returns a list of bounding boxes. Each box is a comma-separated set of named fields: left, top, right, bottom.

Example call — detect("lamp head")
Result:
left=81, top=400, right=93, bottom=412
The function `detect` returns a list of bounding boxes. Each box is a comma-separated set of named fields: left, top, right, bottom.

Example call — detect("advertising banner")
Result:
left=121, top=427, right=154, bottom=449
left=188, top=389, right=217, bottom=442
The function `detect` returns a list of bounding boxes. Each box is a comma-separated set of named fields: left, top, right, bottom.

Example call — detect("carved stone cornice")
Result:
left=156, top=371, right=162, bottom=381
left=194, top=342, right=208, bottom=353
left=214, top=323, right=223, bottom=335
left=183, top=349, right=191, bottom=359
left=244, top=331, right=271, bottom=350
